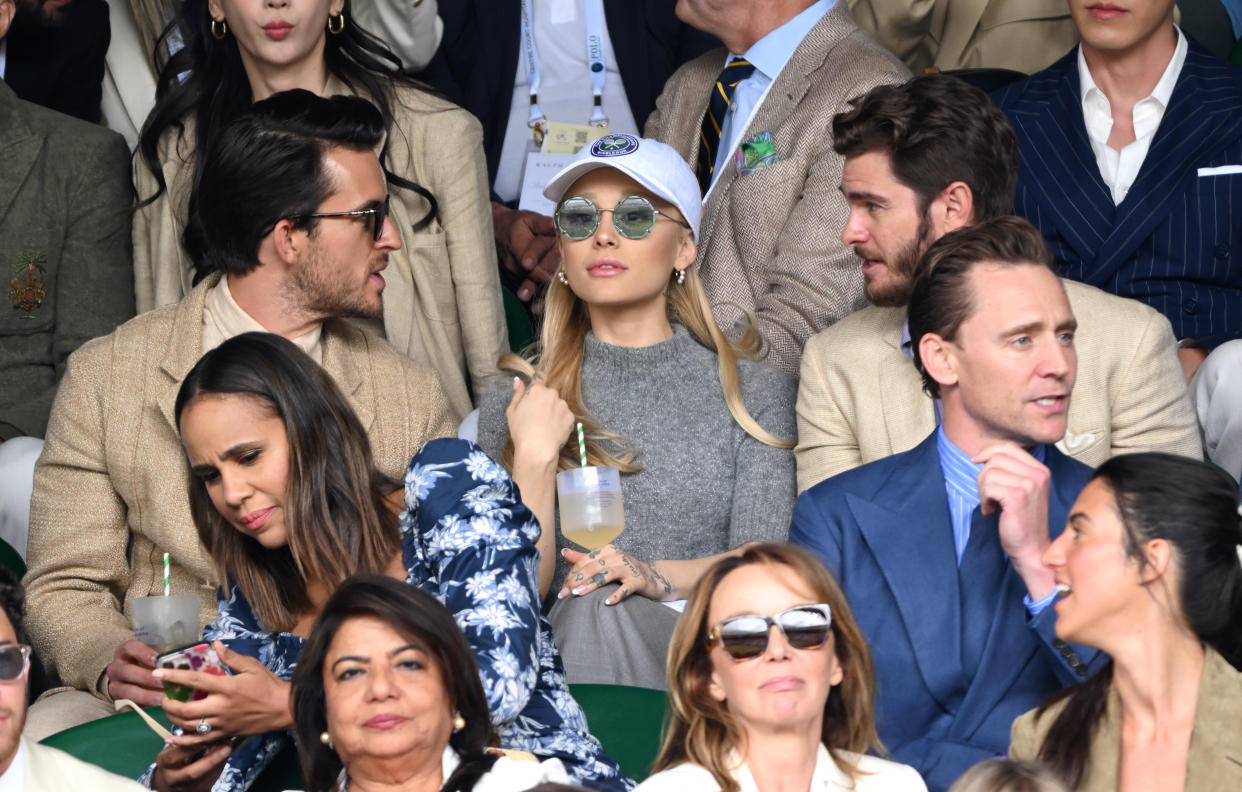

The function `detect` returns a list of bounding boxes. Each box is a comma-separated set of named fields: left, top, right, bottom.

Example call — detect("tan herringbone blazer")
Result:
left=132, top=79, right=506, bottom=420
left=1010, top=648, right=1242, bottom=791
left=23, top=274, right=456, bottom=697
left=847, top=0, right=1078, bottom=75
left=795, top=280, right=1202, bottom=491
left=644, top=4, right=909, bottom=377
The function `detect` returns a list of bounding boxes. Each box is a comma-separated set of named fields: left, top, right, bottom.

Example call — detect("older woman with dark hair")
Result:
left=1010, top=453, right=1242, bottom=792
left=637, top=543, right=925, bottom=792
left=146, top=333, right=627, bottom=792
left=291, top=575, right=569, bottom=792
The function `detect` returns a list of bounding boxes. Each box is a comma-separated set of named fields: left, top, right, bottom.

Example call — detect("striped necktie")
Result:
left=697, top=57, right=756, bottom=194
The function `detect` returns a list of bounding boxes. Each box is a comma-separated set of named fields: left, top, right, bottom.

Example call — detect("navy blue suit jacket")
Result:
left=993, top=40, right=1242, bottom=348
left=790, top=433, right=1098, bottom=792
left=418, top=1, right=719, bottom=190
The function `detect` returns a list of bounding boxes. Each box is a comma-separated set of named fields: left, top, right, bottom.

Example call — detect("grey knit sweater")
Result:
left=477, top=325, right=797, bottom=596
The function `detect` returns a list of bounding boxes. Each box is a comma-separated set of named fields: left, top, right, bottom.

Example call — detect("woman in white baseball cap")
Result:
left=475, top=134, right=796, bottom=689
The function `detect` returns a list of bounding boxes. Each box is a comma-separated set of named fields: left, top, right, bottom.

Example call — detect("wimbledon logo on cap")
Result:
left=592, top=134, right=639, bottom=157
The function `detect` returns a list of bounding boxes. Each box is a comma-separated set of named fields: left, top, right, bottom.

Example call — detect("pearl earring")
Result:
left=675, top=269, right=686, bottom=285
left=557, top=271, right=569, bottom=286
left=452, top=713, right=466, bottom=732
left=320, top=731, right=334, bottom=749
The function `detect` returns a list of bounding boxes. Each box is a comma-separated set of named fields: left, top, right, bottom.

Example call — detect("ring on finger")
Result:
left=196, top=718, right=212, bottom=735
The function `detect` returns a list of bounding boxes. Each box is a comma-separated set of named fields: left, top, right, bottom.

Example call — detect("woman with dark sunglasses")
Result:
left=639, top=544, right=926, bottom=792
left=132, top=0, right=506, bottom=421
left=475, top=134, right=796, bottom=689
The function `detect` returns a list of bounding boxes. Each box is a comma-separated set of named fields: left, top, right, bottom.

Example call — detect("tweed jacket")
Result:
left=1010, top=648, right=1242, bottom=791
left=0, top=81, right=134, bottom=440
left=847, top=0, right=1077, bottom=75
left=644, top=4, right=908, bottom=377
left=795, top=279, right=1202, bottom=491
left=23, top=274, right=456, bottom=698
left=132, top=78, right=506, bottom=419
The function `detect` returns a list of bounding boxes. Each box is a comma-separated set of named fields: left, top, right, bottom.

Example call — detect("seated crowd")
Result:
left=0, top=1, right=1240, bottom=791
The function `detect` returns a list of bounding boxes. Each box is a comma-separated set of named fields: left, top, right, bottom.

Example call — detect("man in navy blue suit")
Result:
left=791, top=216, right=1100, bottom=792
left=993, top=0, right=1242, bottom=383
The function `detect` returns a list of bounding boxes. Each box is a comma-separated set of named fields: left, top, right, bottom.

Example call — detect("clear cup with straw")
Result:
left=556, top=422, right=626, bottom=551
left=131, top=553, right=200, bottom=652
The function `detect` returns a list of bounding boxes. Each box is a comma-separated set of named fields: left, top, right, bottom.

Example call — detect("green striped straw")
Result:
left=163, top=553, right=170, bottom=597
left=576, top=422, right=587, bottom=468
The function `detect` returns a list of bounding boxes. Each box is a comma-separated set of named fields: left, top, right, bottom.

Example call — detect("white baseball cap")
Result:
left=542, top=133, right=701, bottom=241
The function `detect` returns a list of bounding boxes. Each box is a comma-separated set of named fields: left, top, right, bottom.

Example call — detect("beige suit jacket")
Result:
left=1010, top=648, right=1242, bottom=791
left=644, top=4, right=908, bottom=377
left=23, top=274, right=455, bottom=697
left=132, top=79, right=506, bottom=420
left=22, top=740, right=147, bottom=791
left=847, top=0, right=1078, bottom=75
left=795, top=280, right=1202, bottom=491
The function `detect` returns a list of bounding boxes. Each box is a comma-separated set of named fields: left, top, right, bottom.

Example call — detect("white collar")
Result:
left=1077, top=27, right=1187, bottom=112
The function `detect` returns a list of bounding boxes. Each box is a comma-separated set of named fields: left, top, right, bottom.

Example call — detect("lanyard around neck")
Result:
left=519, top=0, right=609, bottom=144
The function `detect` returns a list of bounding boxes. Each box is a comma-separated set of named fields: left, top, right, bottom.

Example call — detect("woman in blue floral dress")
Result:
left=147, top=332, right=628, bottom=792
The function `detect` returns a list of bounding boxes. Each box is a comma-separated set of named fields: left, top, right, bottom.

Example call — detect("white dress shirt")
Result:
left=1077, top=28, right=1188, bottom=205
left=635, top=745, right=927, bottom=792
left=495, top=0, right=638, bottom=202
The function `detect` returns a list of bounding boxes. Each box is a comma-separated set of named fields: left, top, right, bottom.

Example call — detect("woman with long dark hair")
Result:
left=133, top=0, right=504, bottom=419
left=147, top=332, right=627, bottom=792
left=291, top=575, right=569, bottom=792
left=1010, top=452, right=1242, bottom=791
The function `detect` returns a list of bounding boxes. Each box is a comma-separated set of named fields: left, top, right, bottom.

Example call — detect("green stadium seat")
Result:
left=570, top=683, right=669, bottom=781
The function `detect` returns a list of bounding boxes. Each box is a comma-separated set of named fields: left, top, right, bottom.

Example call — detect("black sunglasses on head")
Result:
left=289, top=196, right=391, bottom=242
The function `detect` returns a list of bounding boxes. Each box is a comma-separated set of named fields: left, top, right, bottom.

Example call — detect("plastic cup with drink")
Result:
left=556, top=422, right=626, bottom=551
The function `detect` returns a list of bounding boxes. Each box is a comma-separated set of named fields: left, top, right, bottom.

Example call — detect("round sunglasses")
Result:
left=554, top=195, right=690, bottom=241
left=0, top=644, right=31, bottom=683
left=706, top=604, right=833, bottom=662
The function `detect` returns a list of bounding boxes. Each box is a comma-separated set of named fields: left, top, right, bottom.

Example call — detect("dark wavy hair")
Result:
left=174, top=332, right=400, bottom=632
left=137, top=0, right=437, bottom=262
left=907, top=216, right=1057, bottom=399
left=1035, top=453, right=1242, bottom=789
left=291, top=575, right=498, bottom=792
left=832, top=75, right=1018, bottom=224
left=183, top=90, right=384, bottom=279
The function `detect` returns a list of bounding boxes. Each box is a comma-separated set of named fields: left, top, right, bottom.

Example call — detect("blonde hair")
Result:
left=499, top=193, right=792, bottom=472
left=652, top=544, right=882, bottom=792
left=948, top=759, right=1069, bottom=792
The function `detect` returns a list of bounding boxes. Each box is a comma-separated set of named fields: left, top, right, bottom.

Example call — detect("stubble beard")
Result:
left=291, top=246, right=384, bottom=322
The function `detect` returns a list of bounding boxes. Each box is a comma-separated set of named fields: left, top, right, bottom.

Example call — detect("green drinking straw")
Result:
left=163, top=552, right=170, bottom=597
left=577, top=422, right=587, bottom=468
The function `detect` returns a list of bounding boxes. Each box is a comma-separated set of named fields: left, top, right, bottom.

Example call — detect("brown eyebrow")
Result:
left=188, top=441, right=262, bottom=477
left=838, top=187, right=889, bottom=206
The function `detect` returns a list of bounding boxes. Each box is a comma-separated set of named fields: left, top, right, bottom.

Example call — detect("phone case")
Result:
left=156, top=643, right=227, bottom=702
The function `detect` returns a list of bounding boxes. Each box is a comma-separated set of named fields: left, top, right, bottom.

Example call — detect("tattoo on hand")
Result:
left=589, top=573, right=606, bottom=587
left=620, top=554, right=673, bottom=596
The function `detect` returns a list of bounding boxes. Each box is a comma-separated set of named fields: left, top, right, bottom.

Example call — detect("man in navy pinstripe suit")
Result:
left=994, top=0, right=1242, bottom=384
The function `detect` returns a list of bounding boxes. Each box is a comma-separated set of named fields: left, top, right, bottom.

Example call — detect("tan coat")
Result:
left=132, top=79, right=506, bottom=420
left=1010, top=648, right=1242, bottom=791
left=847, top=0, right=1078, bottom=75
left=23, top=274, right=455, bottom=698
left=795, top=280, right=1202, bottom=491
left=644, top=4, right=909, bottom=377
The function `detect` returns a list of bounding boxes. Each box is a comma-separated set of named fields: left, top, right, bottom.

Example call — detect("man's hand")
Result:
left=492, top=202, right=560, bottom=307
left=154, top=641, right=293, bottom=738
left=974, top=443, right=1056, bottom=601
left=107, top=638, right=163, bottom=707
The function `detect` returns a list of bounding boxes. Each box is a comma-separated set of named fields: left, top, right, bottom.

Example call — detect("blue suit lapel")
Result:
left=1005, top=51, right=1114, bottom=265
left=848, top=434, right=966, bottom=707
left=950, top=447, right=1090, bottom=738
left=1093, top=42, right=1242, bottom=285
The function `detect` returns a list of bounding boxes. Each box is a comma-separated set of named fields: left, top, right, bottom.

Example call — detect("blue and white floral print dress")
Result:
left=146, top=438, right=631, bottom=792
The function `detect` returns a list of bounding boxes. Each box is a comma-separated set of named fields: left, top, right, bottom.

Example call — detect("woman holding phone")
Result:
left=148, top=332, right=627, bottom=792
left=475, top=134, right=796, bottom=689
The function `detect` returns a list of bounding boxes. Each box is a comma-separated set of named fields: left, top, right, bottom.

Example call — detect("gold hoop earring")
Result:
left=210, top=18, right=227, bottom=39
left=327, top=12, right=345, bottom=34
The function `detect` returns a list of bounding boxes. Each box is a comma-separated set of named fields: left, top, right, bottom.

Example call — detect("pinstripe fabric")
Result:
left=994, top=41, right=1242, bottom=347
left=697, top=58, right=756, bottom=193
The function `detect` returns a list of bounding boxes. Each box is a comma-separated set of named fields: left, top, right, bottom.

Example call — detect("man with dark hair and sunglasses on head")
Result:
left=0, top=566, right=146, bottom=789
left=22, top=89, right=456, bottom=740
left=792, top=217, right=1104, bottom=792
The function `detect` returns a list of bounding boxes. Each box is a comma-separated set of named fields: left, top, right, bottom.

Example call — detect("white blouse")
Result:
left=634, top=745, right=926, bottom=792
